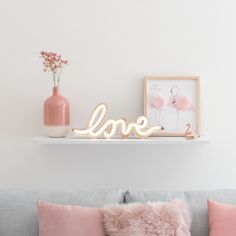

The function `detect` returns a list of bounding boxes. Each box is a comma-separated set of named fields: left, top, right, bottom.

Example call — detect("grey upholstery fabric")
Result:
left=0, top=188, right=124, bottom=236
left=125, top=189, right=236, bottom=236
left=2, top=188, right=236, bottom=236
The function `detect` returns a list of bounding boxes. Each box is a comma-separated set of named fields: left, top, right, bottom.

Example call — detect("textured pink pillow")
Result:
left=37, top=202, right=105, bottom=236
left=208, top=199, right=236, bottom=236
left=102, top=199, right=191, bottom=236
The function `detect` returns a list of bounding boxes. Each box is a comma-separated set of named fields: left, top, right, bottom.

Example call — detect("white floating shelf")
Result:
left=35, top=136, right=210, bottom=145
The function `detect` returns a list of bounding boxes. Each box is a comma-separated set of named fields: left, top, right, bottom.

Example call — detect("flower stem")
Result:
left=57, top=68, right=63, bottom=86
left=52, top=71, right=56, bottom=87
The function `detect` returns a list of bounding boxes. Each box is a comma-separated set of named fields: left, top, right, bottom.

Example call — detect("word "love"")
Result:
left=72, top=103, right=163, bottom=139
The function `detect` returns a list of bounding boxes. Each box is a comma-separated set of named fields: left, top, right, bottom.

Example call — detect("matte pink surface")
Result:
left=44, top=87, right=70, bottom=126
left=208, top=199, right=236, bottom=236
left=38, top=202, right=105, bottom=236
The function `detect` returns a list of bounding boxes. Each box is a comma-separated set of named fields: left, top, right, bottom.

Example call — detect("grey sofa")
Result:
left=1, top=188, right=236, bottom=236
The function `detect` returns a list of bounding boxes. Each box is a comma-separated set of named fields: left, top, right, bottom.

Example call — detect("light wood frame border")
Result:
left=144, top=76, right=200, bottom=137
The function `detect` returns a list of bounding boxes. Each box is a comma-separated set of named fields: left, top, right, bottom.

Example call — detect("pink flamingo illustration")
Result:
left=169, top=86, right=194, bottom=130
left=150, top=95, right=167, bottom=125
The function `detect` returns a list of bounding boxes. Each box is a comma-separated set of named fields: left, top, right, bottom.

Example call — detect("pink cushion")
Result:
left=37, top=202, right=105, bottom=236
left=208, top=199, right=236, bottom=236
left=102, top=199, right=191, bottom=236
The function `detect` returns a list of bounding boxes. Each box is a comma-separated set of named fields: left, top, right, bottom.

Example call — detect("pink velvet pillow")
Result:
left=102, top=199, right=191, bottom=236
left=37, top=202, right=105, bottom=236
left=208, top=199, right=236, bottom=236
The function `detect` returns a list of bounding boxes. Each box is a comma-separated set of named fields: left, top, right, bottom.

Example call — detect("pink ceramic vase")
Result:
left=44, top=86, right=70, bottom=137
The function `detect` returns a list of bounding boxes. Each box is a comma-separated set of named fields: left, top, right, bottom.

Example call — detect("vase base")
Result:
left=44, top=126, right=70, bottom=138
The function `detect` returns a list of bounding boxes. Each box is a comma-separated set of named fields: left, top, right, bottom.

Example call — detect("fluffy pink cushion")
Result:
left=37, top=202, right=105, bottom=236
left=102, top=199, right=191, bottom=236
left=208, top=199, right=236, bottom=236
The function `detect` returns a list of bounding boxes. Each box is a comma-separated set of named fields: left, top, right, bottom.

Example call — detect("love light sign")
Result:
left=72, top=103, right=163, bottom=139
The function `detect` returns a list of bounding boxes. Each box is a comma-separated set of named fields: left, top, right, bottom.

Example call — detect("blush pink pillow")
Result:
left=37, top=202, right=105, bottom=236
left=208, top=199, right=236, bottom=236
left=102, top=199, right=191, bottom=236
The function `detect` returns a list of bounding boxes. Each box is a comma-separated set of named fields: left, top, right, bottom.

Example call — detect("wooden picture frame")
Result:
left=144, top=76, right=200, bottom=137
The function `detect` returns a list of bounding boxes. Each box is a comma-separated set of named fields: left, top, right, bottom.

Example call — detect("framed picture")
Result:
left=144, top=76, right=200, bottom=136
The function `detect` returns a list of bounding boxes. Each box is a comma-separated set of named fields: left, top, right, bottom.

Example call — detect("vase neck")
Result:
left=53, top=86, right=60, bottom=96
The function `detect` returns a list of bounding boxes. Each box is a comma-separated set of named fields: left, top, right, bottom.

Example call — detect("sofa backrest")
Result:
left=1, top=188, right=236, bottom=236
left=0, top=188, right=124, bottom=236
left=125, top=189, right=236, bottom=236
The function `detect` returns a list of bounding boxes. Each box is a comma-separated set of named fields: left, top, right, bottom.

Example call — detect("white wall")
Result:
left=0, top=0, right=236, bottom=191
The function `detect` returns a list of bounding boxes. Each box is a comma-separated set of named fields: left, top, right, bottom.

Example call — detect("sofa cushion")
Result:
left=38, top=202, right=105, bottom=236
left=208, top=199, right=236, bottom=236
left=102, top=200, right=191, bottom=236
left=125, top=189, right=236, bottom=236
left=0, top=188, right=123, bottom=236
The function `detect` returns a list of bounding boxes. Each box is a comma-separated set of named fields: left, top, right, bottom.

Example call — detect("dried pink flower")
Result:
left=40, top=51, right=69, bottom=86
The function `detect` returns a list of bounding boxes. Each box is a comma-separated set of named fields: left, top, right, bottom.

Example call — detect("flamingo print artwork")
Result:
left=169, top=86, right=195, bottom=130
left=150, top=94, right=167, bottom=125
left=145, top=77, right=199, bottom=135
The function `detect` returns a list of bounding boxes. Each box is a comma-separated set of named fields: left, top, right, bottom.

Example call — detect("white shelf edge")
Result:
left=35, top=136, right=211, bottom=145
